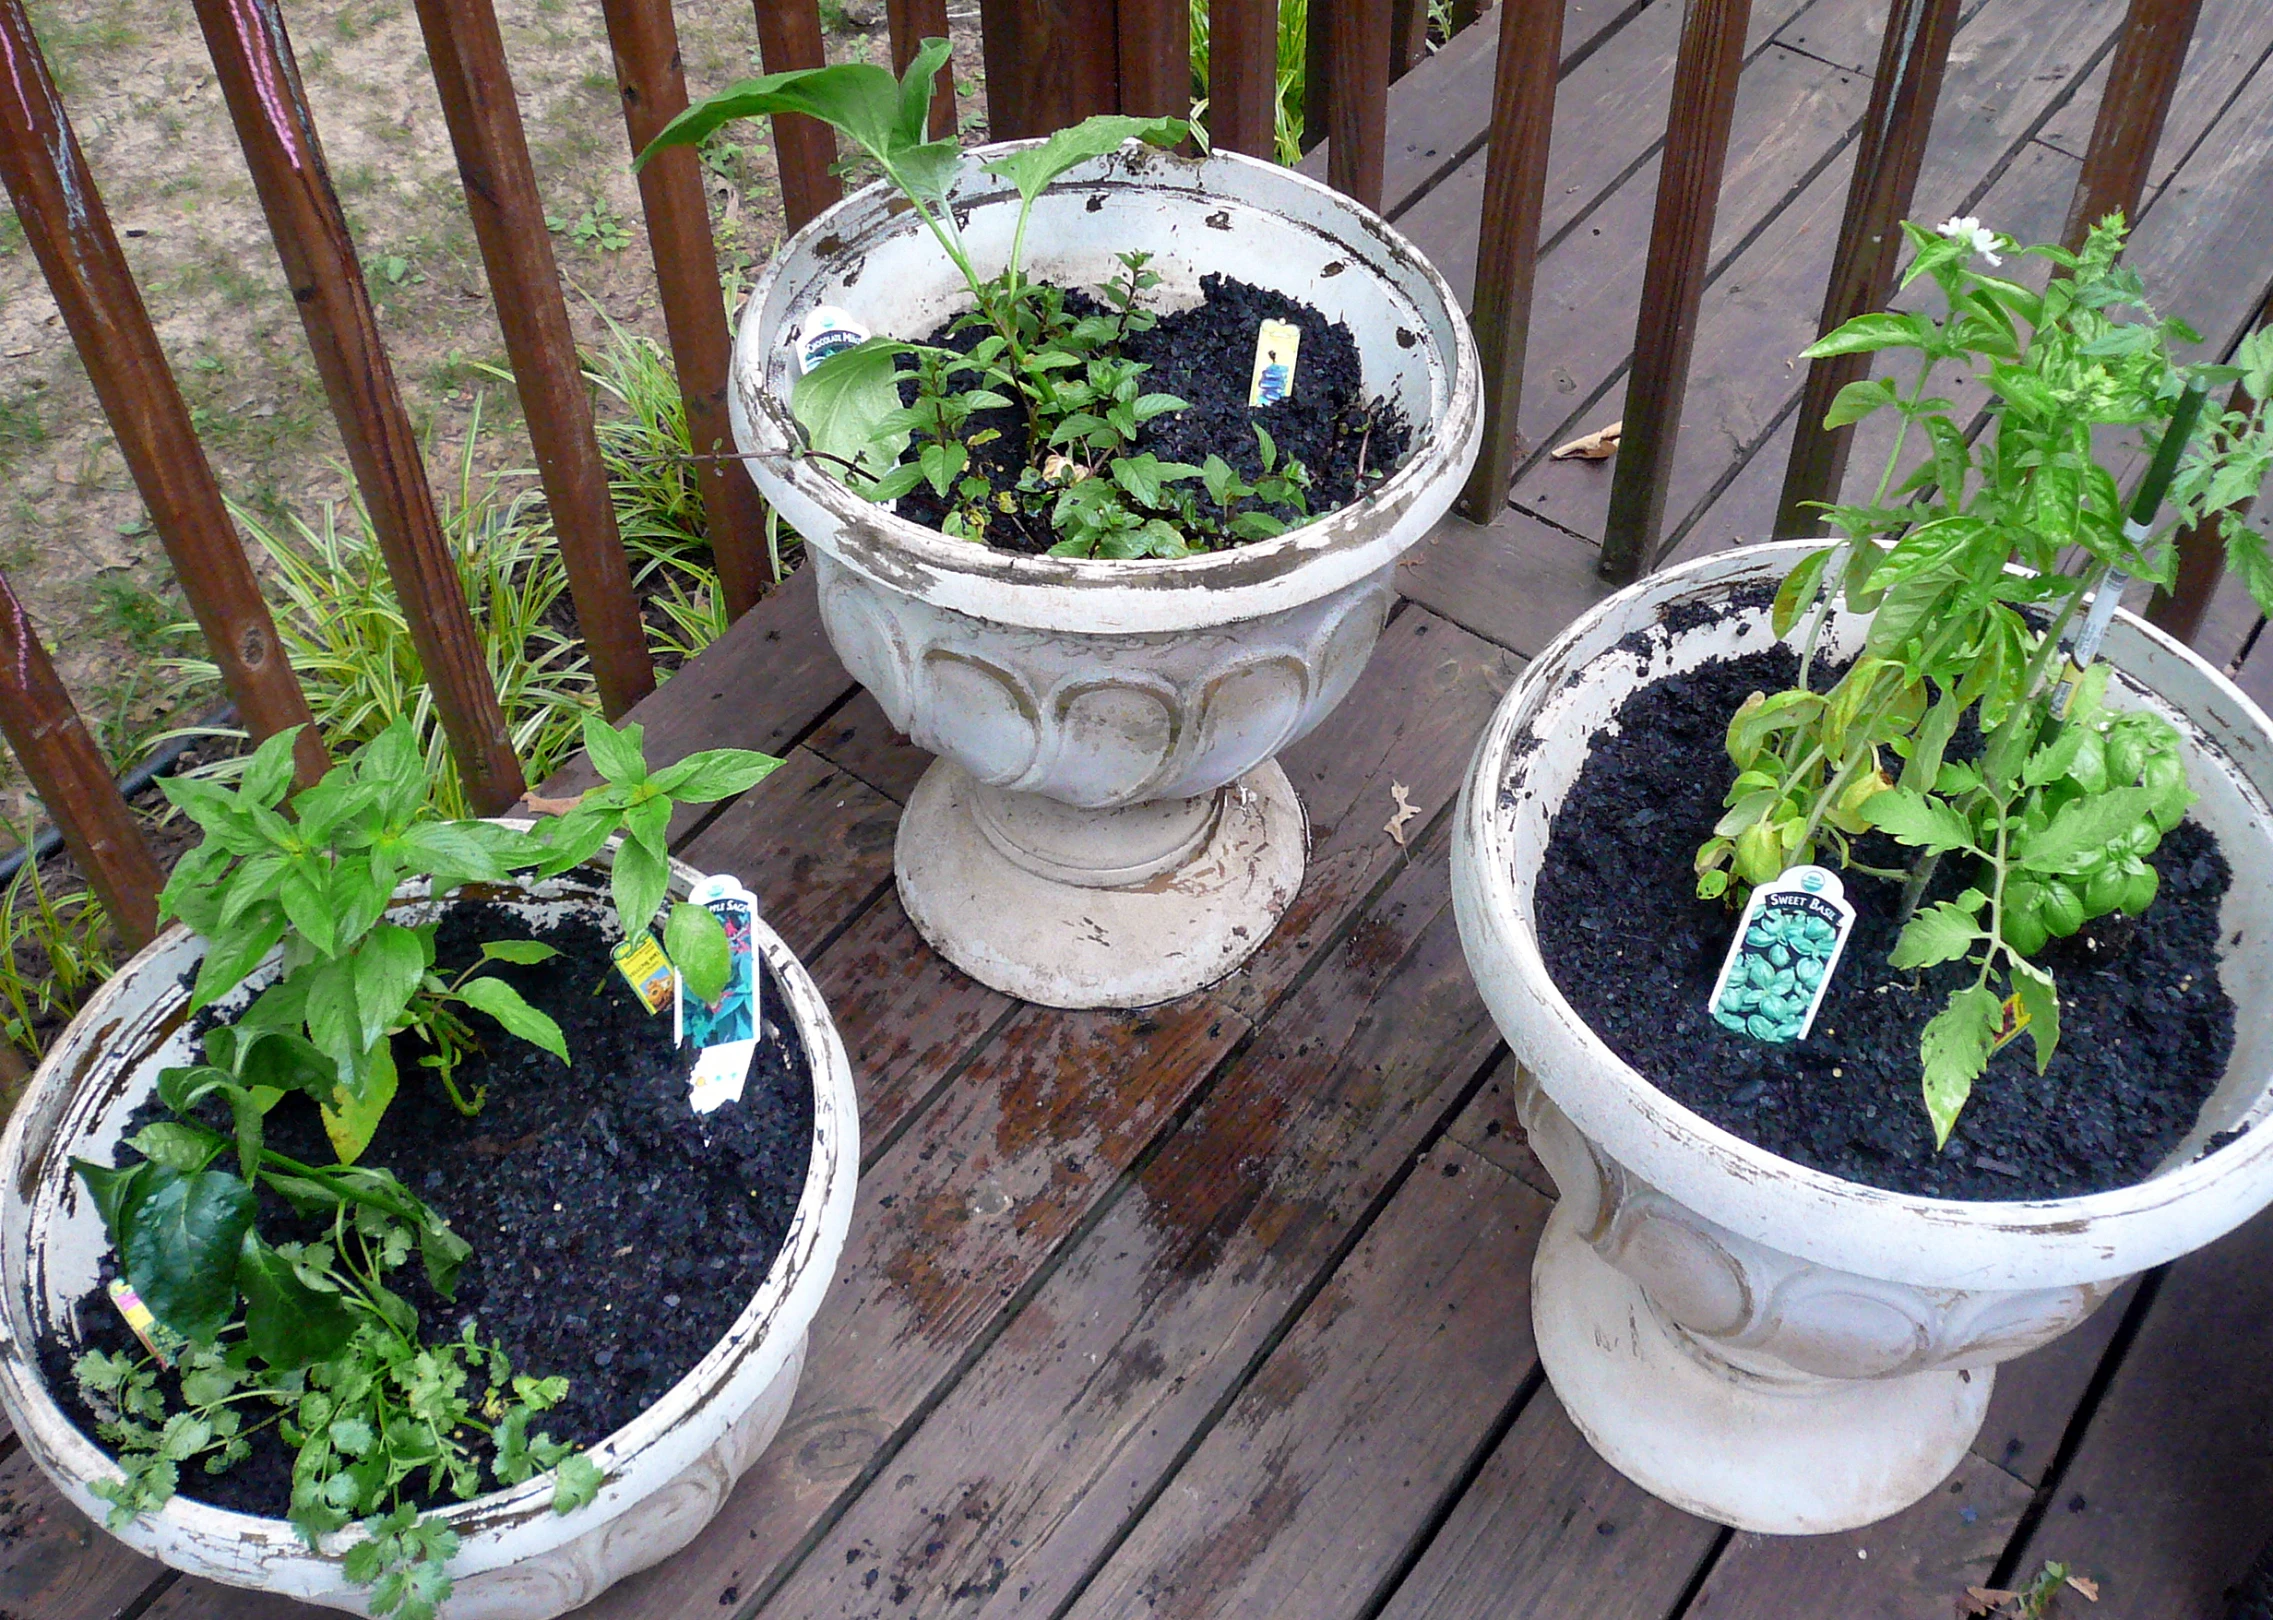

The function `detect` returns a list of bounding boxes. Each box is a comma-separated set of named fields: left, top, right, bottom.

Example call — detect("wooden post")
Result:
left=1390, top=0, right=1432, bottom=78
left=1327, top=0, right=1392, bottom=209
left=754, top=0, right=844, bottom=234
left=412, top=0, right=655, bottom=720
left=1597, top=0, right=1754, bottom=584
left=979, top=0, right=1120, bottom=141
left=887, top=0, right=960, bottom=137
left=600, top=0, right=770, bottom=620
left=0, top=570, right=163, bottom=947
left=1455, top=0, right=1565, bottom=523
left=1772, top=0, right=1958, bottom=540
left=190, top=0, right=525, bottom=813
left=0, top=0, right=325, bottom=789
left=1118, top=0, right=1191, bottom=119
left=1207, top=0, right=1279, bottom=159
left=2062, top=0, right=2204, bottom=250
left=1305, top=0, right=1332, bottom=154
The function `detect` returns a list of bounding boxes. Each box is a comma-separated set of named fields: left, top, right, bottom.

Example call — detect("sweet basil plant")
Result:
left=1697, top=215, right=2273, bottom=1146
left=71, top=715, right=779, bottom=1620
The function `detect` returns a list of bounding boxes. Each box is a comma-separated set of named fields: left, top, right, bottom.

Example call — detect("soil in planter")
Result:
left=1532, top=644, right=2236, bottom=1202
left=892, top=272, right=1412, bottom=553
left=43, top=899, right=814, bottom=1517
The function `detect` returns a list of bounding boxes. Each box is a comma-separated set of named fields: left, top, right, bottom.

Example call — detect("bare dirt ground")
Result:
left=0, top=0, right=990, bottom=833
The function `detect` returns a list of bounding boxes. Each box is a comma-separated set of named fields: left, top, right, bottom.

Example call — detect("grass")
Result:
left=1189, top=0, right=1312, bottom=165
left=0, top=835, right=113, bottom=1067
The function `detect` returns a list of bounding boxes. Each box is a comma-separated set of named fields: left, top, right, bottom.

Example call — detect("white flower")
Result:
left=1937, top=215, right=2003, bottom=267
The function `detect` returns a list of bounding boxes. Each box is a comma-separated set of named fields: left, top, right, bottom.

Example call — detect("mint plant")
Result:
left=1696, top=215, right=2273, bottom=1144
left=639, top=43, right=1326, bottom=558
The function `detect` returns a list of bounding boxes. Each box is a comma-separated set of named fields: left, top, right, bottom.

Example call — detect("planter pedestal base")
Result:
left=896, top=759, right=1307, bottom=1009
left=1531, top=1204, right=1990, bottom=1536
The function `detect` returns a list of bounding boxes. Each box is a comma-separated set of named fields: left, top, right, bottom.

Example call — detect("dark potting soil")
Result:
left=1532, top=645, right=2237, bottom=1202
left=892, top=272, right=1411, bottom=552
left=42, top=899, right=813, bottom=1517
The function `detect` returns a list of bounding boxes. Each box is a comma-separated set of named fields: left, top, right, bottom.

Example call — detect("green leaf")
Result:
left=130, top=1122, right=225, bottom=1172
left=665, top=902, right=732, bottom=1007
left=792, top=338, right=916, bottom=482
left=1107, top=452, right=1200, bottom=509
left=609, top=834, right=671, bottom=939
left=277, top=864, right=338, bottom=959
left=2012, top=959, right=2061, bottom=1075
left=581, top=716, right=650, bottom=787
left=1920, top=986, right=2001, bottom=1149
left=353, top=924, right=429, bottom=1055
left=647, top=749, right=784, bottom=804
left=396, top=822, right=515, bottom=888
left=1860, top=788, right=1977, bottom=854
left=980, top=115, right=1187, bottom=208
left=237, top=1234, right=357, bottom=1371
left=321, top=1039, right=397, bottom=1167
left=237, top=1030, right=336, bottom=1104
left=638, top=39, right=953, bottom=184
left=455, top=977, right=570, bottom=1066
left=1771, top=547, right=1833, bottom=638
left=552, top=1453, right=603, bottom=1514
left=1901, top=690, right=1961, bottom=794
left=359, top=719, right=426, bottom=826
left=1822, top=376, right=1899, bottom=429
left=239, top=727, right=304, bottom=809
left=189, top=908, right=288, bottom=1015
left=1888, top=902, right=1983, bottom=970
left=480, top=940, right=561, bottom=966
left=1800, top=311, right=1928, bottom=359
left=123, top=1167, right=255, bottom=1345
left=73, top=1159, right=148, bottom=1248
left=2012, top=786, right=2159, bottom=872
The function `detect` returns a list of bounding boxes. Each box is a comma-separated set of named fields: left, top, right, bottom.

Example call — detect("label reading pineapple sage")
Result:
left=1708, top=865, right=1857, bottom=1045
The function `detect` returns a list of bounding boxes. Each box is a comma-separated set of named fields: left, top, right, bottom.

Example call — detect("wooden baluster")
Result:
left=1596, top=0, right=1754, bottom=584
left=755, top=0, right=844, bottom=233
left=1455, top=0, right=1565, bottom=523
left=1118, top=0, right=1191, bottom=119
left=1327, top=0, right=1392, bottom=208
left=413, top=0, right=655, bottom=720
left=887, top=0, right=960, bottom=137
left=979, top=0, right=1121, bottom=141
left=2148, top=296, right=2272, bottom=645
left=1771, top=0, right=1958, bottom=541
left=2062, top=0, right=2205, bottom=250
left=1390, top=0, right=1432, bottom=79
left=190, top=0, right=525, bottom=812
left=1305, top=0, right=1332, bottom=154
left=1207, top=0, right=1279, bottom=159
left=601, top=0, right=771, bottom=621
left=0, top=571, right=165, bottom=947
left=0, top=0, right=325, bottom=789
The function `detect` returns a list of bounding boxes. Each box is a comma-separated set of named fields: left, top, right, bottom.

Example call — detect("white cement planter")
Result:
left=732, top=143, right=1481, bottom=1008
left=0, top=840, right=858, bottom=1620
left=1452, top=542, right=2273, bottom=1534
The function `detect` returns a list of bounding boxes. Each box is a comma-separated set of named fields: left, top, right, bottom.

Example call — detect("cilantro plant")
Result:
left=639, top=42, right=1327, bottom=558
left=1696, top=215, right=2273, bottom=1144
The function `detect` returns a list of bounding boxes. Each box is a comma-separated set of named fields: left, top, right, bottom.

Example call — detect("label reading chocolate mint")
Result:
left=1708, top=865, right=1857, bottom=1045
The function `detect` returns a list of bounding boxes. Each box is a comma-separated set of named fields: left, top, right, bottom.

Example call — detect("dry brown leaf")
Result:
left=1550, top=420, right=1622, bottom=461
left=515, top=792, right=586, bottom=818
left=2065, top=1574, right=2100, bottom=1602
left=1959, top=1590, right=2015, bottom=1618
left=1385, top=782, right=1420, bottom=848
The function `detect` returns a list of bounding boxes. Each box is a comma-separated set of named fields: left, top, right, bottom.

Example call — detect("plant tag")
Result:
left=1708, top=865, right=1857, bottom=1045
left=107, top=1279, right=170, bottom=1368
left=792, top=305, right=871, bottom=374
left=1991, top=991, right=2031, bottom=1054
left=675, top=875, right=759, bottom=1114
left=611, top=932, right=676, bottom=1014
left=1248, top=319, right=1301, bottom=406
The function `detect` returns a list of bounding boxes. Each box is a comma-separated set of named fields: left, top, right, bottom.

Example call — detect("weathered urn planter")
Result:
left=1452, top=542, right=2273, bottom=1534
left=732, top=144, right=1481, bottom=1008
left=0, top=842, right=859, bottom=1620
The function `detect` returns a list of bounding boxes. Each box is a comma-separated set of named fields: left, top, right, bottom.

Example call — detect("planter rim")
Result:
left=1455, top=540, right=2273, bottom=1288
left=730, top=141, right=1483, bottom=634
left=0, top=832, right=858, bottom=1579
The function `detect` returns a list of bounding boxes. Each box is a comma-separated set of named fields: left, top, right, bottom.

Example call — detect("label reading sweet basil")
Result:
left=1708, top=865, right=1857, bottom=1045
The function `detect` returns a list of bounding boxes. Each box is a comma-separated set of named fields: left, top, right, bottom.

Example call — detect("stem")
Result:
left=1977, top=795, right=2013, bottom=994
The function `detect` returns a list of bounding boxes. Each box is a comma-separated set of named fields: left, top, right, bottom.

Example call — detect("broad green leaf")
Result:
left=648, top=749, right=784, bottom=804
left=397, top=822, right=514, bottom=888
left=353, top=924, right=429, bottom=1054
left=638, top=38, right=954, bottom=183
left=981, top=114, right=1188, bottom=207
left=73, top=1159, right=148, bottom=1248
left=480, top=940, right=561, bottom=966
left=1860, top=788, right=1977, bottom=854
left=1771, top=546, right=1833, bottom=638
left=419, top=1215, right=472, bottom=1300
left=1822, top=376, right=1898, bottom=429
left=359, top=719, right=426, bottom=826
left=277, top=864, right=337, bottom=959
left=1107, top=453, right=1200, bottom=509
left=123, top=1166, right=255, bottom=1345
left=792, top=338, right=915, bottom=482
left=1901, top=690, right=1961, bottom=794
left=321, top=1038, right=396, bottom=1167
left=239, top=727, right=304, bottom=809
left=552, top=1454, right=604, bottom=1514
left=1888, top=902, right=1983, bottom=970
left=237, top=1234, right=356, bottom=1371
left=457, top=977, right=570, bottom=1066
left=2012, top=960, right=2061, bottom=1075
left=533, top=803, right=616, bottom=878
left=1862, top=574, right=1948, bottom=655
left=623, top=794, right=672, bottom=864
left=1799, top=311, right=1928, bottom=360
left=610, top=834, right=671, bottom=938
left=665, top=902, right=732, bottom=1008
left=1920, top=986, right=2001, bottom=1149
left=581, top=716, right=650, bottom=786
left=2012, top=786, right=2159, bottom=872
left=189, top=908, right=288, bottom=1015
left=303, top=956, right=365, bottom=1082
left=130, top=1122, right=225, bottom=1172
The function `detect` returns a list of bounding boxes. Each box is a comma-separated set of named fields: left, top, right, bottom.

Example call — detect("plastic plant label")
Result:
left=1708, top=865, right=1857, bottom=1044
left=107, top=1278, right=170, bottom=1367
left=1248, top=319, right=1301, bottom=406
left=611, top=931, right=676, bottom=1014
left=675, top=874, right=760, bottom=1115
left=1991, top=991, right=2031, bottom=1054
left=793, top=305, right=872, bottom=374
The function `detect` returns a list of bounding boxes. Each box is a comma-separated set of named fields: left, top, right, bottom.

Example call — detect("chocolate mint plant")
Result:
left=1696, top=215, right=2273, bottom=1145
left=639, top=41, right=1336, bottom=558
left=72, top=716, right=779, bottom=1619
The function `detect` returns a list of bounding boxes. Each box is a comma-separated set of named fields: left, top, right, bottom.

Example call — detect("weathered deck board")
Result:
left=0, top=1450, right=167, bottom=1620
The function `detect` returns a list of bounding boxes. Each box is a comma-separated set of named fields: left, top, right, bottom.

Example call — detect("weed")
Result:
left=97, top=576, right=182, bottom=659
left=0, top=385, right=49, bottom=465
left=0, top=836, right=114, bottom=1066
left=547, top=202, right=632, bottom=254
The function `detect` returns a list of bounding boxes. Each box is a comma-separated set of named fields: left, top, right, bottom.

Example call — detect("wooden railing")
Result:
left=0, top=0, right=2226, bottom=951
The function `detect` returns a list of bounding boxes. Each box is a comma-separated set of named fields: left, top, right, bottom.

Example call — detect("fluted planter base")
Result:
left=897, top=758, right=1307, bottom=1008
left=1533, top=1205, right=1989, bottom=1535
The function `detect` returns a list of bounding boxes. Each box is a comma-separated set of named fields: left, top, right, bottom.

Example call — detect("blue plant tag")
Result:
left=674, top=875, right=759, bottom=1114
left=1708, top=865, right=1857, bottom=1045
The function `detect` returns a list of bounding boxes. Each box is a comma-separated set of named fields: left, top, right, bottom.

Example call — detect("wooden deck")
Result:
left=12, top=0, right=2273, bottom=1615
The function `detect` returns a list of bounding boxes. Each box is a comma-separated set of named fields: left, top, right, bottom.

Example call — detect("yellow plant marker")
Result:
left=1249, top=319, right=1301, bottom=406
left=1990, top=992, right=2031, bottom=1054
left=612, top=932, right=676, bottom=1014
left=108, top=1279, right=170, bottom=1367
